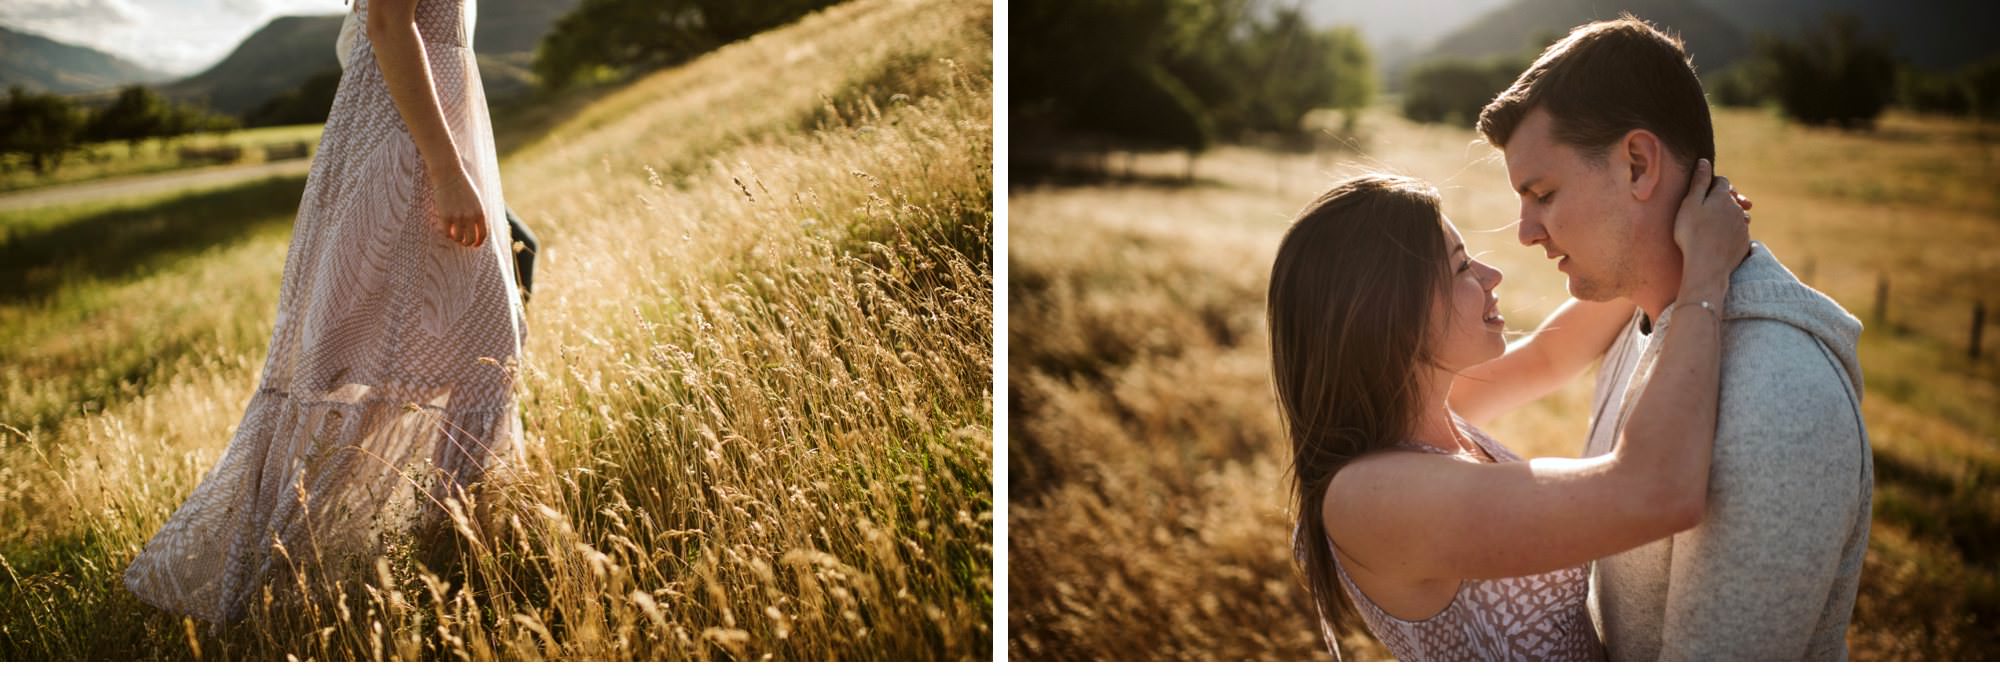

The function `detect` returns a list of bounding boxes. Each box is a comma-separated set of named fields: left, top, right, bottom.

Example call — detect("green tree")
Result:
left=1013, top=0, right=1213, bottom=152
left=1899, top=66, right=1970, bottom=117
left=150, top=101, right=238, bottom=151
left=1760, top=14, right=1897, bottom=129
left=85, top=85, right=168, bottom=157
left=1710, top=60, right=1775, bottom=109
left=1014, top=0, right=1375, bottom=156
left=1960, top=56, right=2000, bottom=120
left=0, top=86, right=83, bottom=175
left=1154, top=0, right=1251, bottom=141
left=1400, top=57, right=1523, bottom=127
left=1216, top=8, right=1372, bottom=141
left=246, top=70, right=342, bottom=128
left=536, top=0, right=841, bottom=90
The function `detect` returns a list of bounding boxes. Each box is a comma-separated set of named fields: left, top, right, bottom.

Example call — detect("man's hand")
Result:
left=1674, top=159, right=1751, bottom=296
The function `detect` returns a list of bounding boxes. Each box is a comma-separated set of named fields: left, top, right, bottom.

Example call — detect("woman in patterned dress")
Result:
left=124, top=0, right=525, bottom=624
left=1266, top=164, right=1747, bottom=660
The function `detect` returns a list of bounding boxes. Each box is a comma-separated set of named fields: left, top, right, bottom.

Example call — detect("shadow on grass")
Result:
left=0, top=176, right=306, bottom=306
left=0, top=528, right=184, bottom=661
left=1861, top=444, right=2000, bottom=659
left=491, top=79, right=633, bottom=160
left=1008, top=159, right=1227, bottom=191
left=1873, top=448, right=2000, bottom=564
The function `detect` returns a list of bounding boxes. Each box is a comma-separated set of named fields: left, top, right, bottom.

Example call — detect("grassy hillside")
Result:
left=473, top=0, right=584, bottom=53
left=162, top=15, right=346, bottom=116
left=1007, top=107, right=1999, bottom=660
left=0, top=0, right=992, bottom=660
left=164, top=0, right=573, bottom=116
left=1416, top=0, right=1748, bottom=73
left=0, top=124, right=323, bottom=194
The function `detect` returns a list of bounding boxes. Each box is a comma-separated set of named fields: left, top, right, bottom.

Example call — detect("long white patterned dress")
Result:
left=124, top=0, right=525, bottom=624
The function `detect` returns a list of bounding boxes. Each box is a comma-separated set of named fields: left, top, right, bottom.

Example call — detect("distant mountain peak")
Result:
left=0, top=23, right=172, bottom=94
left=159, top=0, right=581, bottom=118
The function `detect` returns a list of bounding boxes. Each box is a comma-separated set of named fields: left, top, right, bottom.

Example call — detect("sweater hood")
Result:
left=1719, top=242, right=1865, bottom=395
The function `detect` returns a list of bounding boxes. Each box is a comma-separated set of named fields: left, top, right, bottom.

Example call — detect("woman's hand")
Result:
left=433, top=169, right=488, bottom=248
left=1672, top=159, right=1751, bottom=298
left=369, top=0, right=483, bottom=248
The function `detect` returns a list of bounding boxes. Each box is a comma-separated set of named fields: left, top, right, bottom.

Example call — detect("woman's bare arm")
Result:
left=1451, top=188, right=1751, bottom=427
left=1325, top=160, right=1747, bottom=583
left=366, top=0, right=486, bottom=248
left=1449, top=296, right=1637, bottom=427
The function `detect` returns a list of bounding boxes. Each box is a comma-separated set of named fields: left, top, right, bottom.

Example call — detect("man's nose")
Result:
left=1516, top=213, right=1545, bottom=248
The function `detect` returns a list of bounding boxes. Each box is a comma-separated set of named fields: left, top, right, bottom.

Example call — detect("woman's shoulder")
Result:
left=1325, top=445, right=1453, bottom=494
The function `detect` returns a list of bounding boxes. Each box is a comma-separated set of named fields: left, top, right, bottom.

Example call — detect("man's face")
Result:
left=1501, top=108, right=1640, bottom=302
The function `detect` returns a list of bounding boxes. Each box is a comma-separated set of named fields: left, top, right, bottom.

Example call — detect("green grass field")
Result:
left=0, top=124, right=325, bottom=194
left=0, top=0, right=992, bottom=660
left=1007, top=106, right=2000, bottom=660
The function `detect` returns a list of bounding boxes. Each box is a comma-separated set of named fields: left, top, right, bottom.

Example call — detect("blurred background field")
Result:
left=1009, top=0, right=2000, bottom=661
left=0, top=123, right=322, bottom=194
left=1, top=0, right=992, bottom=660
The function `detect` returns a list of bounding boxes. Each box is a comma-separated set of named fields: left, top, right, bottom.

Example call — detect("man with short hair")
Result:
left=1460, top=16, right=1873, bottom=660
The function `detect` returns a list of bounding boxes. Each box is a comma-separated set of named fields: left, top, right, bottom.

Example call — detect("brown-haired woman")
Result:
left=1270, top=161, right=1747, bottom=660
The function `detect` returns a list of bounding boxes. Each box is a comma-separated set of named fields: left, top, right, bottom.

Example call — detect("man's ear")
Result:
left=1623, top=130, right=1665, bottom=202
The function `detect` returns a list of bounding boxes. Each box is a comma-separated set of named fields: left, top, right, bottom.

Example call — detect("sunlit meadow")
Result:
left=0, top=0, right=993, bottom=660
left=1007, top=107, right=2000, bottom=660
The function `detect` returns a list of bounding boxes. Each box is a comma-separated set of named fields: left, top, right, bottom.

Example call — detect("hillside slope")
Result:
left=0, top=24, right=169, bottom=93
left=160, top=14, right=344, bottom=115
left=0, top=0, right=993, bottom=660
left=165, top=0, right=578, bottom=116
left=1389, top=0, right=1997, bottom=84
left=1417, top=0, right=1747, bottom=73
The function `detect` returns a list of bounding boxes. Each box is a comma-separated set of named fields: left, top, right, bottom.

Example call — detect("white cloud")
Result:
left=0, top=0, right=146, bottom=25
left=0, top=0, right=346, bottom=77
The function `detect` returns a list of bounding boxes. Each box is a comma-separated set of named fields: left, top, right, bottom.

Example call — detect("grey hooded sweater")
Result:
left=1581, top=241, right=1873, bottom=660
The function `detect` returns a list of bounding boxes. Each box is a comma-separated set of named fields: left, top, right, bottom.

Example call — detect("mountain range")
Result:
left=2, top=0, right=578, bottom=116
left=158, top=14, right=347, bottom=116
left=1306, top=0, right=2000, bottom=84
left=0, top=24, right=171, bottom=94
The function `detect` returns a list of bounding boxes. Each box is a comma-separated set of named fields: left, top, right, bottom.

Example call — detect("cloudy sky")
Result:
left=0, top=0, right=348, bottom=76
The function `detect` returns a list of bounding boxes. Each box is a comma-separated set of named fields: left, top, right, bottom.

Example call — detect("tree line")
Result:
left=1012, top=0, right=1373, bottom=157
left=1709, top=15, right=2000, bottom=127
left=1, top=85, right=238, bottom=176
left=1401, top=14, right=2000, bottom=131
left=533, top=0, right=845, bottom=90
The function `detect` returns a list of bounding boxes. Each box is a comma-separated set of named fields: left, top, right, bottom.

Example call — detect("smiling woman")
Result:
left=1263, top=166, right=1747, bottom=661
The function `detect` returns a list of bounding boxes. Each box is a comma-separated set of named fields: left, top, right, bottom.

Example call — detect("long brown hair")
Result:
left=1267, top=174, right=1453, bottom=657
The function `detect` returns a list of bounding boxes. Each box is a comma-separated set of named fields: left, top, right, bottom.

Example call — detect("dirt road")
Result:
left=0, top=158, right=313, bottom=212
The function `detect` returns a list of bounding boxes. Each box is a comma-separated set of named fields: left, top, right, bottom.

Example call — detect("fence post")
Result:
left=1974, top=301, right=1987, bottom=361
left=1875, top=273, right=1890, bottom=329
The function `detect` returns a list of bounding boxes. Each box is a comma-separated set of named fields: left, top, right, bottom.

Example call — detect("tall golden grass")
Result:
left=1007, top=107, right=2000, bottom=660
left=0, top=0, right=992, bottom=660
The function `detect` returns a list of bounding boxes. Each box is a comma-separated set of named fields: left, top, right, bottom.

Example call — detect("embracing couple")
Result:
left=1272, top=18, right=1873, bottom=661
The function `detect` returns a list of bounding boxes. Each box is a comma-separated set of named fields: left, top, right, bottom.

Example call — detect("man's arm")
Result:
left=1450, top=297, right=1636, bottom=426
left=1657, top=320, right=1869, bottom=659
